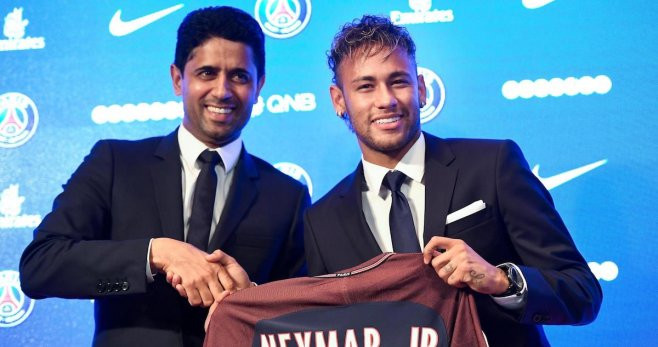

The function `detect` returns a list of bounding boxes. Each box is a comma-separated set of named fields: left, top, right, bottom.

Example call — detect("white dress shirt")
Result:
left=146, top=125, right=242, bottom=281
left=177, top=125, right=241, bottom=243
left=361, top=134, right=426, bottom=252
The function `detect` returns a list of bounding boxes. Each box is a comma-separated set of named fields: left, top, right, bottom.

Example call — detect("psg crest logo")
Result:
left=417, top=67, right=445, bottom=124
left=0, top=270, right=35, bottom=328
left=0, top=92, right=39, bottom=148
left=254, top=0, right=312, bottom=39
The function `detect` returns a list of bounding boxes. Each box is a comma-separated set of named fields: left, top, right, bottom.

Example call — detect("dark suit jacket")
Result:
left=304, top=133, right=602, bottom=347
left=19, top=129, right=310, bottom=346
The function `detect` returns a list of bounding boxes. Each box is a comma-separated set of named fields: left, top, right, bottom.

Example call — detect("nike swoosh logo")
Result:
left=532, top=159, right=607, bottom=190
left=109, top=4, right=184, bottom=37
left=522, top=0, right=556, bottom=9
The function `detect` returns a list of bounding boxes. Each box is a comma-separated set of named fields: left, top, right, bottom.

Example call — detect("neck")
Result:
left=360, top=132, right=420, bottom=169
left=182, top=122, right=237, bottom=149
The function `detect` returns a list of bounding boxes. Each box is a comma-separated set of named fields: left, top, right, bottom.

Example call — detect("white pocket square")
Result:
left=446, top=200, right=486, bottom=225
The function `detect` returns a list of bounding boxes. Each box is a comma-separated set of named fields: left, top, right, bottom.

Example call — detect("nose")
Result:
left=373, top=85, right=397, bottom=109
left=210, top=75, right=232, bottom=101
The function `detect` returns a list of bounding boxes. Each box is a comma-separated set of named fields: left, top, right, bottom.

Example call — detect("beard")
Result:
left=349, top=113, right=421, bottom=155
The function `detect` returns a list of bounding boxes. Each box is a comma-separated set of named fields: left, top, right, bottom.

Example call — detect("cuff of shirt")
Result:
left=146, top=238, right=156, bottom=283
left=491, top=262, right=528, bottom=310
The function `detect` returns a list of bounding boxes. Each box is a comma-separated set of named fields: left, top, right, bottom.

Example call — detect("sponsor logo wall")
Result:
left=1, top=1, right=655, bottom=346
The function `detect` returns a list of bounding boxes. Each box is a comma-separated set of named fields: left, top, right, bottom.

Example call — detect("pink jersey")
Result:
left=205, top=253, right=487, bottom=347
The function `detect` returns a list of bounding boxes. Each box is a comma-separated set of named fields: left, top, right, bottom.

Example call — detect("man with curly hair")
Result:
left=304, top=15, right=601, bottom=346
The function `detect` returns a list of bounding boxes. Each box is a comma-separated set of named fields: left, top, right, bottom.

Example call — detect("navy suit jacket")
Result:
left=20, top=129, right=310, bottom=346
left=304, top=133, right=601, bottom=347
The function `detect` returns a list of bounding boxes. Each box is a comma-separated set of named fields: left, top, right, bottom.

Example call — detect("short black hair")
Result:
left=174, top=6, right=265, bottom=79
left=328, top=15, right=416, bottom=85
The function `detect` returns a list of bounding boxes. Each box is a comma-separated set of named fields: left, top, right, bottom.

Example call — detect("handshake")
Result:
left=149, top=238, right=253, bottom=307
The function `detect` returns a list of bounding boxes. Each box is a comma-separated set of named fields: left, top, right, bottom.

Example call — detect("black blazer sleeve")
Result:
left=494, top=140, right=602, bottom=325
left=19, top=140, right=150, bottom=299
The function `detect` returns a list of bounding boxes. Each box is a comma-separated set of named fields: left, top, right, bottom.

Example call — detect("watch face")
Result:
left=495, top=264, right=523, bottom=297
left=507, top=266, right=522, bottom=292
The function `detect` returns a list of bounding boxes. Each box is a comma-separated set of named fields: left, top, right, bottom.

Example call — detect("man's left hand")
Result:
left=422, top=236, right=508, bottom=295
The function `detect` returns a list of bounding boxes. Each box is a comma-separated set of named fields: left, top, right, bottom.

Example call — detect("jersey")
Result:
left=204, top=253, right=488, bottom=347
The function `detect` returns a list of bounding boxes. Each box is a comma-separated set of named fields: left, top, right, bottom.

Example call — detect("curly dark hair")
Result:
left=328, top=15, right=416, bottom=85
left=174, top=6, right=265, bottom=79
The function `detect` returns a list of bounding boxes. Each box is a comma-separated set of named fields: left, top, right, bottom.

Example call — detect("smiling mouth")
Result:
left=373, top=116, right=401, bottom=124
left=206, top=105, right=234, bottom=114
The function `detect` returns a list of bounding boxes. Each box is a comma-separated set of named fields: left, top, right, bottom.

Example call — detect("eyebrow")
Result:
left=389, top=71, right=413, bottom=79
left=193, top=66, right=252, bottom=75
left=194, top=65, right=218, bottom=73
left=350, top=76, right=376, bottom=84
left=349, top=70, right=413, bottom=84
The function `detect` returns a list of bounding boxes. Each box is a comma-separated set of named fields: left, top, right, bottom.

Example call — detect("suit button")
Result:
left=121, top=281, right=130, bottom=291
left=114, top=280, right=121, bottom=292
left=533, top=314, right=550, bottom=323
left=96, top=280, right=105, bottom=293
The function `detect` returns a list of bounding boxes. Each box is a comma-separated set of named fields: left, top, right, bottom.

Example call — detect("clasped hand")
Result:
left=150, top=238, right=251, bottom=307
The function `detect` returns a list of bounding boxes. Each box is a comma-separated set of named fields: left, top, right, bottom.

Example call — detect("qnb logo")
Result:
left=0, top=92, right=39, bottom=148
left=0, top=7, right=45, bottom=52
left=0, top=270, right=35, bottom=328
left=417, top=67, right=445, bottom=124
left=274, top=162, right=313, bottom=197
left=251, top=93, right=316, bottom=117
left=502, top=75, right=612, bottom=100
left=588, top=261, right=618, bottom=281
left=0, top=184, right=42, bottom=229
left=91, top=101, right=183, bottom=124
left=254, top=0, right=312, bottom=39
left=390, top=0, right=454, bottom=25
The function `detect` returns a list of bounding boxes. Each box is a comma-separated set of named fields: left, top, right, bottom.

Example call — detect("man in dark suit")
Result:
left=304, top=15, right=601, bottom=346
left=19, top=7, right=309, bottom=346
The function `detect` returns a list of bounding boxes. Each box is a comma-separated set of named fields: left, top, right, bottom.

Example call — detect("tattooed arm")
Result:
left=422, top=236, right=510, bottom=295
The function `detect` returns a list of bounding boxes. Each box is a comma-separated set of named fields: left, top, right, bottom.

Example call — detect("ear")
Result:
left=329, top=84, right=346, bottom=118
left=256, top=75, right=266, bottom=96
left=417, top=73, right=427, bottom=106
left=170, top=64, right=183, bottom=96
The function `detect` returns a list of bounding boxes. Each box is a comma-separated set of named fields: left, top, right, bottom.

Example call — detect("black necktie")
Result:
left=382, top=170, right=420, bottom=253
left=187, top=150, right=221, bottom=251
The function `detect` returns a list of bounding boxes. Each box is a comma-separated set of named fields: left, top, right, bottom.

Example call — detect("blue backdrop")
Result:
left=1, top=0, right=656, bottom=345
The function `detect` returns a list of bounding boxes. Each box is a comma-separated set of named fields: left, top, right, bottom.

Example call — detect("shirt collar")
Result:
left=177, top=125, right=242, bottom=173
left=361, top=133, right=426, bottom=193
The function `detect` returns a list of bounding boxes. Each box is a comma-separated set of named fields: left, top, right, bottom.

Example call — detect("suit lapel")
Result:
left=423, top=133, right=458, bottom=244
left=208, top=147, right=258, bottom=250
left=337, top=163, right=382, bottom=259
left=151, top=130, right=184, bottom=241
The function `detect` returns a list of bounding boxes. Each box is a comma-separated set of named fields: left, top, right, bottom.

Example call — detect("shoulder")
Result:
left=85, top=135, right=167, bottom=163
left=246, top=153, right=308, bottom=194
left=95, top=135, right=164, bottom=154
left=426, top=134, right=524, bottom=163
left=438, top=136, right=515, bottom=154
left=307, top=169, right=357, bottom=214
